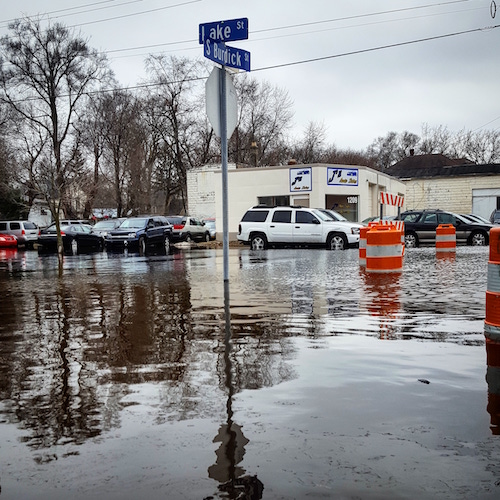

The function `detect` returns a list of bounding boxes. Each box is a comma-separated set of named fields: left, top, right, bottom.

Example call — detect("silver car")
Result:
left=0, top=220, right=39, bottom=248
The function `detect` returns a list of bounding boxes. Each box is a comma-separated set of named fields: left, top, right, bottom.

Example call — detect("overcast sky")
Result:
left=1, top=0, right=499, bottom=150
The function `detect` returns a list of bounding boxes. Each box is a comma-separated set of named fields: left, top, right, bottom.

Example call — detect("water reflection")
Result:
left=485, top=336, right=500, bottom=435
left=208, top=282, right=264, bottom=498
left=0, top=247, right=493, bottom=497
left=359, top=270, right=402, bottom=340
left=0, top=250, right=298, bottom=455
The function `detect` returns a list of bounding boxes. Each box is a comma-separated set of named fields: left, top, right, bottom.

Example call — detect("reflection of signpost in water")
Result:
left=208, top=282, right=264, bottom=498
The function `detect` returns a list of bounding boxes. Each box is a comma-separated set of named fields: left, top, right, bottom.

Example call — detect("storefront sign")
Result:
left=327, top=167, right=358, bottom=186
left=290, top=167, right=312, bottom=192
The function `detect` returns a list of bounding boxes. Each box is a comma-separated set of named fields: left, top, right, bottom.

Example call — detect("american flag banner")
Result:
left=380, top=192, right=404, bottom=207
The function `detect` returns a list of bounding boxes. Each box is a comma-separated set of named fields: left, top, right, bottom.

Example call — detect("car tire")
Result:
left=250, top=233, right=267, bottom=250
left=185, top=233, right=192, bottom=243
left=469, top=231, right=487, bottom=246
left=327, top=233, right=346, bottom=250
left=405, top=232, right=418, bottom=248
left=164, top=235, right=171, bottom=253
left=204, top=232, right=210, bottom=242
left=139, top=236, right=147, bottom=254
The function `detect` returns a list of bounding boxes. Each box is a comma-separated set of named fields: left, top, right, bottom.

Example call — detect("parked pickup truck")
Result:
left=237, top=206, right=361, bottom=250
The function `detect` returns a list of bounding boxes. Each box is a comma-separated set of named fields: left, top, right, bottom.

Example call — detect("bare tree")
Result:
left=98, top=89, right=144, bottom=217
left=143, top=55, right=204, bottom=213
left=231, top=75, right=294, bottom=166
left=0, top=18, right=109, bottom=254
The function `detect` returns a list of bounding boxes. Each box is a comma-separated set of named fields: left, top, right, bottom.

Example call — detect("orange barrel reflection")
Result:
left=360, top=270, right=402, bottom=340
left=436, top=224, right=456, bottom=253
left=366, top=225, right=404, bottom=273
left=485, top=227, right=500, bottom=434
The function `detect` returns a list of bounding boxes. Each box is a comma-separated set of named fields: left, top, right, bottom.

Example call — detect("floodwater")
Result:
left=0, top=245, right=499, bottom=499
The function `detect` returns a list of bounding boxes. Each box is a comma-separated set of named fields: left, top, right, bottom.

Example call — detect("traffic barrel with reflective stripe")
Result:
left=359, top=226, right=369, bottom=266
left=366, top=225, right=404, bottom=273
left=485, top=227, right=500, bottom=340
left=436, top=224, right=456, bottom=253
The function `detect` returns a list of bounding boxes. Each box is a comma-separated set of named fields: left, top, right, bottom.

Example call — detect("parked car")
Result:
left=400, top=209, right=493, bottom=248
left=0, top=220, right=39, bottom=248
left=490, top=209, right=500, bottom=224
left=105, top=216, right=173, bottom=253
left=91, top=218, right=126, bottom=238
left=0, top=234, right=18, bottom=248
left=238, top=206, right=360, bottom=250
left=37, top=223, right=104, bottom=254
left=166, top=216, right=211, bottom=243
left=202, top=218, right=216, bottom=240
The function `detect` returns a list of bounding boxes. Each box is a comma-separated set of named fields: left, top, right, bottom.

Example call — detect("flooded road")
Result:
left=0, top=246, right=498, bottom=499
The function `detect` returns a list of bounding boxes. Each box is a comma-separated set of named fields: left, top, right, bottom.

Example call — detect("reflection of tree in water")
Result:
left=1, top=278, right=102, bottom=450
left=0, top=255, right=298, bottom=458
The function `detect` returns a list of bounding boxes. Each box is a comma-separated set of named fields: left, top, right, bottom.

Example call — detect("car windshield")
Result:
left=167, top=217, right=184, bottom=225
left=120, top=218, right=147, bottom=229
left=94, top=220, right=119, bottom=229
left=327, top=210, right=347, bottom=221
left=312, top=210, right=333, bottom=222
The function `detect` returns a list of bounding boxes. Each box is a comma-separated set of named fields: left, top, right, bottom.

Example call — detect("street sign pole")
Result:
left=219, top=58, right=229, bottom=283
left=200, top=18, right=250, bottom=283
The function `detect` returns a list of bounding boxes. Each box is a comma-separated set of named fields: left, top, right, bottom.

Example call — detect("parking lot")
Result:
left=0, top=245, right=498, bottom=499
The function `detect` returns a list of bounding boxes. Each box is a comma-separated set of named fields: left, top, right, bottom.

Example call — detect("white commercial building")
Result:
left=187, top=163, right=406, bottom=239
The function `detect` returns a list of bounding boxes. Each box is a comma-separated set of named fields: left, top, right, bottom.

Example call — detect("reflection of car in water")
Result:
left=105, top=216, right=173, bottom=253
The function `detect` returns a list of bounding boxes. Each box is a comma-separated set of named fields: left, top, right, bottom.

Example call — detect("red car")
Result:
left=0, top=234, right=17, bottom=248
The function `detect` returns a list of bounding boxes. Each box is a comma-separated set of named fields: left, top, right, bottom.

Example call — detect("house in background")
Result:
left=384, top=152, right=500, bottom=220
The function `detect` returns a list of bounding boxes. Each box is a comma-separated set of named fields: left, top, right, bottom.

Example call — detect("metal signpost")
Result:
left=200, top=18, right=250, bottom=283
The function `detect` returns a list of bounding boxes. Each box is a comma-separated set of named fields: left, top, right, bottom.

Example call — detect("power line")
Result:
left=101, top=0, right=480, bottom=58
left=69, top=0, right=203, bottom=28
left=251, top=24, right=500, bottom=72
left=252, top=0, right=473, bottom=35
left=0, top=1, right=138, bottom=29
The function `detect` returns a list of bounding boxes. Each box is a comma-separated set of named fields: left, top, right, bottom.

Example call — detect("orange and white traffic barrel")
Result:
left=485, top=227, right=500, bottom=340
left=359, top=226, right=369, bottom=267
left=435, top=224, right=456, bottom=253
left=485, top=227, right=500, bottom=433
left=366, top=225, right=404, bottom=273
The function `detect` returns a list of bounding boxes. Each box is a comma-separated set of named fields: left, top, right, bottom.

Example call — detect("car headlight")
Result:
left=128, top=232, right=137, bottom=238
left=351, top=228, right=360, bottom=235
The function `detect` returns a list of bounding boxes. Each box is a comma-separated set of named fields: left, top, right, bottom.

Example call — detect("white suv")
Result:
left=237, top=206, right=361, bottom=250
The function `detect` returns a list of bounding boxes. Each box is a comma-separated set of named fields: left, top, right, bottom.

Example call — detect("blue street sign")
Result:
left=203, top=40, right=251, bottom=72
left=199, top=18, right=248, bottom=44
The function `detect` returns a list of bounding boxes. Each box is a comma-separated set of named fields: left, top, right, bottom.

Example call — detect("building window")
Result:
left=258, top=195, right=290, bottom=207
left=325, top=195, right=358, bottom=221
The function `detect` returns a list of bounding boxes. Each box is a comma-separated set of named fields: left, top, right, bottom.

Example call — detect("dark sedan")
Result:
left=401, top=209, right=493, bottom=248
left=37, top=223, right=104, bottom=254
